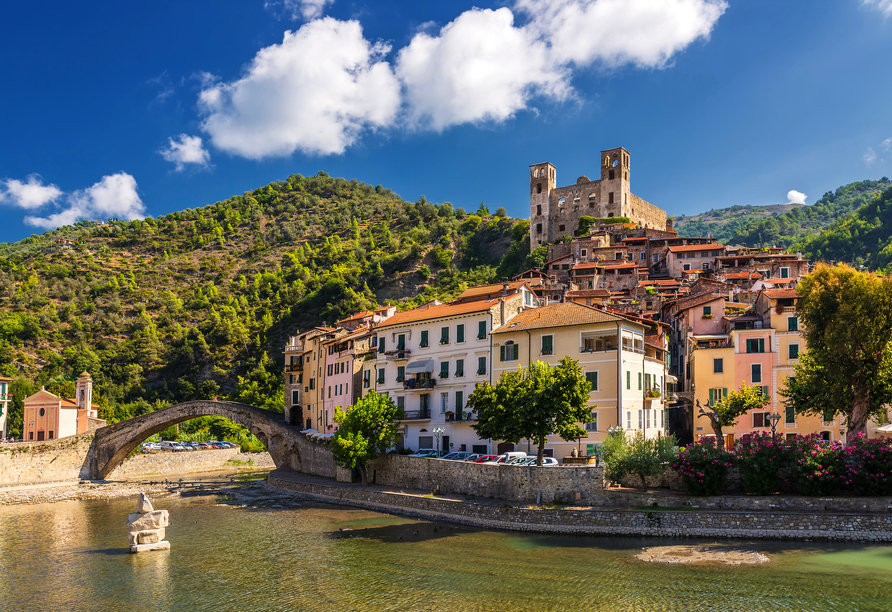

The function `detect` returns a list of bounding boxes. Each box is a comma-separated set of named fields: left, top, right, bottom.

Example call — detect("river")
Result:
left=2, top=474, right=891, bottom=611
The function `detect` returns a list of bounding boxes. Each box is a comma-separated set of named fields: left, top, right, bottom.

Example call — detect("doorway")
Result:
left=497, top=442, right=515, bottom=454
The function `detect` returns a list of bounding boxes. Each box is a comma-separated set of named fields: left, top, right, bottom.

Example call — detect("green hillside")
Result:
left=674, top=178, right=890, bottom=247
left=0, top=172, right=533, bottom=437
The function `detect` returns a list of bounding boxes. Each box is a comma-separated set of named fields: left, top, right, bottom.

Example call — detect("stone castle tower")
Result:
left=529, top=147, right=667, bottom=250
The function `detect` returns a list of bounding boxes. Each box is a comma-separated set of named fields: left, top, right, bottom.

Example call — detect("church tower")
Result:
left=76, top=371, right=93, bottom=415
left=599, top=148, right=631, bottom=219
left=529, top=162, right=556, bottom=249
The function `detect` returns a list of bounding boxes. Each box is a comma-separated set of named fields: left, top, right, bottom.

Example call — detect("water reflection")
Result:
left=1, top=483, right=892, bottom=611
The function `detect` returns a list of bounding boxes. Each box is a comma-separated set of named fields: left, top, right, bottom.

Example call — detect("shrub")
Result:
left=672, top=437, right=732, bottom=496
left=734, top=432, right=788, bottom=495
left=600, top=428, right=630, bottom=484
left=788, top=434, right=844, bottom=496
left=627, top=433, right=678, bottom=488
left=843, top=433, right=892, bottom=496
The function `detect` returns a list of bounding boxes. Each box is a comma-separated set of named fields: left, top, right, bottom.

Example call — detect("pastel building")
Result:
left=21, top=372, right=105, bottom=441
left=0, top=376, right=10, bottom=438
left=492, top=302, right=669, bottom=458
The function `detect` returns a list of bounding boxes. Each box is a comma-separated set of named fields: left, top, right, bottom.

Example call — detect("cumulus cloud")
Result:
left=397, top=8, right=570, bottom=131
left=199, top=18, right=400, bottom=158
left=787, top=190, right=807, bottom=205
left=21, top=173, right=145, bottom=230
left=0, top=175, right=63, bottom=209
left=863, top=0, right=892, bottom=17
left=160, top=134, right=211, bottom=171
left=266, top=0, right=335, bottom=21
left=865, top=147, right=878, bottom=164
left=883, top=137, right=892, bottom=152
left=195, top=0, right=726, bottom=156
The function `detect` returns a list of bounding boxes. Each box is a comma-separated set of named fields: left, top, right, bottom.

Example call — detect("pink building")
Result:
left=21, top=372, right=105, bottom=441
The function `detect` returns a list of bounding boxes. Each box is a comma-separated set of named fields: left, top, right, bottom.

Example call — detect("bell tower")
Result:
left=529, top=162, right=556, bottom=251
left=76, top=371, right=93, bottom=415
left=599, top=148, right=630, bottom=219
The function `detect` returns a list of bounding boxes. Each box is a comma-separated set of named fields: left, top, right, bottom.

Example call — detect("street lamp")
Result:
left=607, top=426, right=623, bottom=435
left=433, top=427, right=444, bottom=458
left=768, top=413, right=782, bottom=437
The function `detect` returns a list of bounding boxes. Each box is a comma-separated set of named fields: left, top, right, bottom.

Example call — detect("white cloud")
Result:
left=397, top=8, right=570, bottom=131
left=516, top=0, right=728, bottom=69
left=23, top=173, right=145, bottom=230
left=160, top=134, right=211, bottom=171
left=265, top=0, right=335, bottom=21
left=199, top=18, right=400, bottom=158
left=787, top=190, right=807, bottom=205
left=882, top=137, right=892, bottom=152
left=0, top=175, right=63, bottom=209
left=863, top=0, right=892, bottom=17
left=865, top=148, right=878, bottom=164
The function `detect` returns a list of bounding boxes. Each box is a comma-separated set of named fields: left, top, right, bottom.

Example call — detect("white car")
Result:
left=140, top=442, right=161, bottom=452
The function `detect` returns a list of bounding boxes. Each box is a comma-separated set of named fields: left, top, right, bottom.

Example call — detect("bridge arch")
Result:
left=83, top=400, right=304, bottom=480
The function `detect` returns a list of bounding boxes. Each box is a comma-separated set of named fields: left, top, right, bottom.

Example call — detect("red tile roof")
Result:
left=456, top=280, right=528, bottom=300
left=377, top=299, right=502, bottom=328
left=764, top=288, right=799, bottom=299
left=492, top=302, right=633, bottom=334
left=722, top=271, right=763, bottom=279
left=668, top=243, right=724, bottom=253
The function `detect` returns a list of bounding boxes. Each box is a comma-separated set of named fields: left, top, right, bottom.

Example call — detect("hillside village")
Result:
left=283, top=147, right=849, bottom=458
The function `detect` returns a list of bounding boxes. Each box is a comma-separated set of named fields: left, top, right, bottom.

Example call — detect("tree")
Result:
left=331, top=392, right=401, bottom=486
left=781, top=263, right=892, bottom=444
left=697, top=383, right=769, bottom=450
left=468, top=357, right=591, bottom=465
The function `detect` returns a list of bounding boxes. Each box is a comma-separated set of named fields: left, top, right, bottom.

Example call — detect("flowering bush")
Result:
left=733, top=432, right=789, bottom=495
left=843, top=433, right=892, bottom=496
left=787, top=434, right=845, bottom=496
left=672, top=437, right=732, bottom=496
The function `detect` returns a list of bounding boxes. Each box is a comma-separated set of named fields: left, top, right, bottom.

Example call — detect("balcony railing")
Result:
left=285, top=338, right=305, bottom=352
left=384, top=350, right=411, bottom=361
left=447, top=411, right=477, bottom=423
left=398, top=409, right=431, bottom=420
left=403, top=378, right=436, bottom=390
left=285, top=364, right=302, bottom=372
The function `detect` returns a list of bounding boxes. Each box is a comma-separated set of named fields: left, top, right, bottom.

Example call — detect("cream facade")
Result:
left=0, top=376, right=9, bottom=439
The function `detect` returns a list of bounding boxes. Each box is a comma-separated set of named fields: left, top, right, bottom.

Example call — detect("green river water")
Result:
left=2, top=476, right=892, bottom=611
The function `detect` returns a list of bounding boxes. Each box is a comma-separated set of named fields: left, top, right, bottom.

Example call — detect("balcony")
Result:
left=384, top=350, right=411, bottom=361
left=447, top=410, right=477, bottom=423
left=285, top=338, right=305, bottom=352
left=403, top=377, right=437, bottom=390
left=398, top=409, right=431, bottom=420
left=285, top=364, right=302, bottom=372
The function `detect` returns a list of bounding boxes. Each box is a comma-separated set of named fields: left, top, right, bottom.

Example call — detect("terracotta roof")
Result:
left=492, top=302, right=634, bottom=334
left=722, top=271, right=763, bottom=280
left=604, top=262, right=638, bottom=270
left=723, top=314, right=762, bottom=322
left=455, top=281, right=527, bottom=300
left=652, top=279, right=681, bottom=286
left=544, top=254, right=573, bottom=265
left=337, top=310, right=373, bottom=324
left=623, top=237, right=648, bottom=242
left=571, top=262, right=600, bottom=271
left=668, top=243, right=724, bottom=254
left=759, top=278, right=793, bottom=285
left=674, top=291, right=725, bottom=313
left=377, top=299, right=501, bottom=328
left=764, top=288, right=799, bottom=299
left=567, top=289, right=611, bottom=298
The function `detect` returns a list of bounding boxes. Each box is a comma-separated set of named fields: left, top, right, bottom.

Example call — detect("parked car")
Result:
left=470, top=454, right=500, bottom=463
left=158, top=441, right=186, bottom=452
left=441, top=451, right=472, bottom=461
left=481, top=452, right=528, bottom=465
left=408, top=450, right=439, bottom=458
left=462, top=454, right=484, bottom=462
left=220, top=441, right=238, bottom=448
left=140, top=442, right=161, bottom=453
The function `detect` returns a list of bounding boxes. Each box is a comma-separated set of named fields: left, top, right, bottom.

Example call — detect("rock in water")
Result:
left=128, top=493, right=170, bottom=553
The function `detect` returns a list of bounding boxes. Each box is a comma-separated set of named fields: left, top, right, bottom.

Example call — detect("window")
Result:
left=640, top=252, right=646, bottom=261
left=785, top=403, right=795, bottom=424
left=396, top=366, right=405, bottom=382
left=703, top=306, right=711, bottom=316
left=477, top=357, right=487, bottom=375
left=609, top=169, right=615, bottom=180
left=638, top=372, right=642, bottom=391
left=456, top=324, right=465, bottom=343
left=420, top=394, right=430, bottom=412
left=708, top=388, right=727, bottom=405
left=626, top=371, right=631, bottom=390
left=476, top=322, right=485, bottom=341
left=500, top=342, right=519, bottom=361
left=472, top=444, right=487, bottom=454
left=760, top=385, right=770, bottom=399
left=328, top=386, right=331, bottom=398
left=581, top=249, right=588, bottom=257
left=378, top=337, right=386, bottom=353
left=653, top=254, right=659, bottom=263
left=638, top=410, right=643, bottom=429
left=419, top=436, right=433, bottom=449
left=397, top=334, right=406, bottom=350
left=585, top=371, right=598, bottom=392
left=377, top=369, right=385, bottom=384
left=327, top=364, right=333, bottom=376
left=536, top=223, right=542, bottom=234
left=746, top=338, right=766, bottom=353
left=585, top=412, right=598, bottom=432
left=292, top=390, right=299, bottom=404
left=646, top=409, right=651, bottom=429
left=559, top=224, right=566, bottom=232
left=752, top=363, right=762, bottom=383
left=714, top=358, right=723, bottom=373
left=363, top=370, right=370, bottom=389
left=789, top=344, right=799, bottom=359
left=420, top=330, right=429, bottom=348
left=310, top=378, right=315, bottom=390
left=753, top=412, right=770, bottom=428
left=562, top=264, right=570, bottom=270
left=609, top=192, right=615, bottom=204
left=536, top=203, right=542, bottom=214
left=440, top=361, right=449, bottom=379
left=397, top=396, right=405, bottom=410
left=780, top=267, right=790, bottom=279
left=455, top=359, right=464, bottom=377
left=788, top=317, right=799, bottom=332
left=440, top=327, right=450, bottom=344
left=441, top=393, right=449, bottom=413
left=645, top=373, right=651, bottom=390
left=455, top=391, right=464, bottom=411
left=541, top=335, right=554, bottom=355
left=683, top=264, right=691, bottom=271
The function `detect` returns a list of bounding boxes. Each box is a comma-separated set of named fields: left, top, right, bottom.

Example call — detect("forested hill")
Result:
left=674, top=178, right=890, bottom=247
left=0, top=172, right=535, bottom=436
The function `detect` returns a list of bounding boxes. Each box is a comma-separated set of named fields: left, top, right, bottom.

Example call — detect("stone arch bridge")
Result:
left=83, top=400, right=337, bottom=480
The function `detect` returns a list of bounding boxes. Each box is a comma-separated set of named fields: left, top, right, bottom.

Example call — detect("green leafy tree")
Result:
left=697, top=382, right=769, bottom=450
left=781, top=263, right=892, bottom=444
left=468, top=357, right=590, bottom=465
left=331, top=391, right=401, bottom=486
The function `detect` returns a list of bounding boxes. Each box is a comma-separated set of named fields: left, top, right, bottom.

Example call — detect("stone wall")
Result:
left=107, top=448, right=239, bottom=479
left=0, top=435, right=95, bottom=485
left=269, top=472, right=892, bottom=542
left=368, top=454, right=604, bottom=504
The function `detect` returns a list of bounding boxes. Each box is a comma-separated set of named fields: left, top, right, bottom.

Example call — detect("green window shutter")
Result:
left=626, top=371, right=631, bottom=390
left=762, top=386, right=769, bottom=399
left=781, top=268, right=789, bottom=278
left=788, top=317, right=798, bottom=331
left=378, top=337, right=386, bottom=353
left=703, top=306, right=711, bottom=315
left=586, top=371, right=598, bottom=391
left=542, top=335, right=553, bottom=355
left=396, top=366, right=405, bottom=382
left=440, top=362, right=449, bottom=378
left=785, top=403, right=795, bottom=424
left=513, top=344, right=519, bottom=360
left=440, top=327, right=449, bottom=344
left=708, top=389, right=714, bottom=405
left=638, top=372, right=642, bottom=390
left=377, top=369, right=384, bottom=384
left=500, top=345, right=506, bottom=362
left=759, top=338, right=765, bottom=353
left=420, top=330, right=428, bottom=347
left=456, top=324, right=465, bottom=343
left=455, top=391, right=464, bottom=411
left=477, top=357, right=486, bottom=375
left=745, top=339, right=751, bottom=353
left=478, top=321, right=486, bottom=340
left=397, top=335, right=405, bottom=350
left=455, top=359, right=464, bottom=377
left=789, top=344, right=799, bottom=359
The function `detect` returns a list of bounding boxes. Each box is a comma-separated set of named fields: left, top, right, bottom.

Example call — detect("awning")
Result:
left=666, top=374, right=678, bottom=384
left=406, top=360, right=435, bottom=374
left=874, top=424, right=892, bottom=433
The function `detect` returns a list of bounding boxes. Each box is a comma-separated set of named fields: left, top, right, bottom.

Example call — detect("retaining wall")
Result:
left=368, top=454, right=604, bottom=504
left=269, top=472, right=892, bottom=542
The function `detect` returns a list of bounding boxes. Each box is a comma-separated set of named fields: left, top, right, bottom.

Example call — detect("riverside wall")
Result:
left=269, top=472, right=892, bottom=542
left=0, top=434, right=274, bottom=486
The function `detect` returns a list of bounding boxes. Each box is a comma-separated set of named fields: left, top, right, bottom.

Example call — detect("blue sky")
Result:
left=1, top=0, right=891, bottom=244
